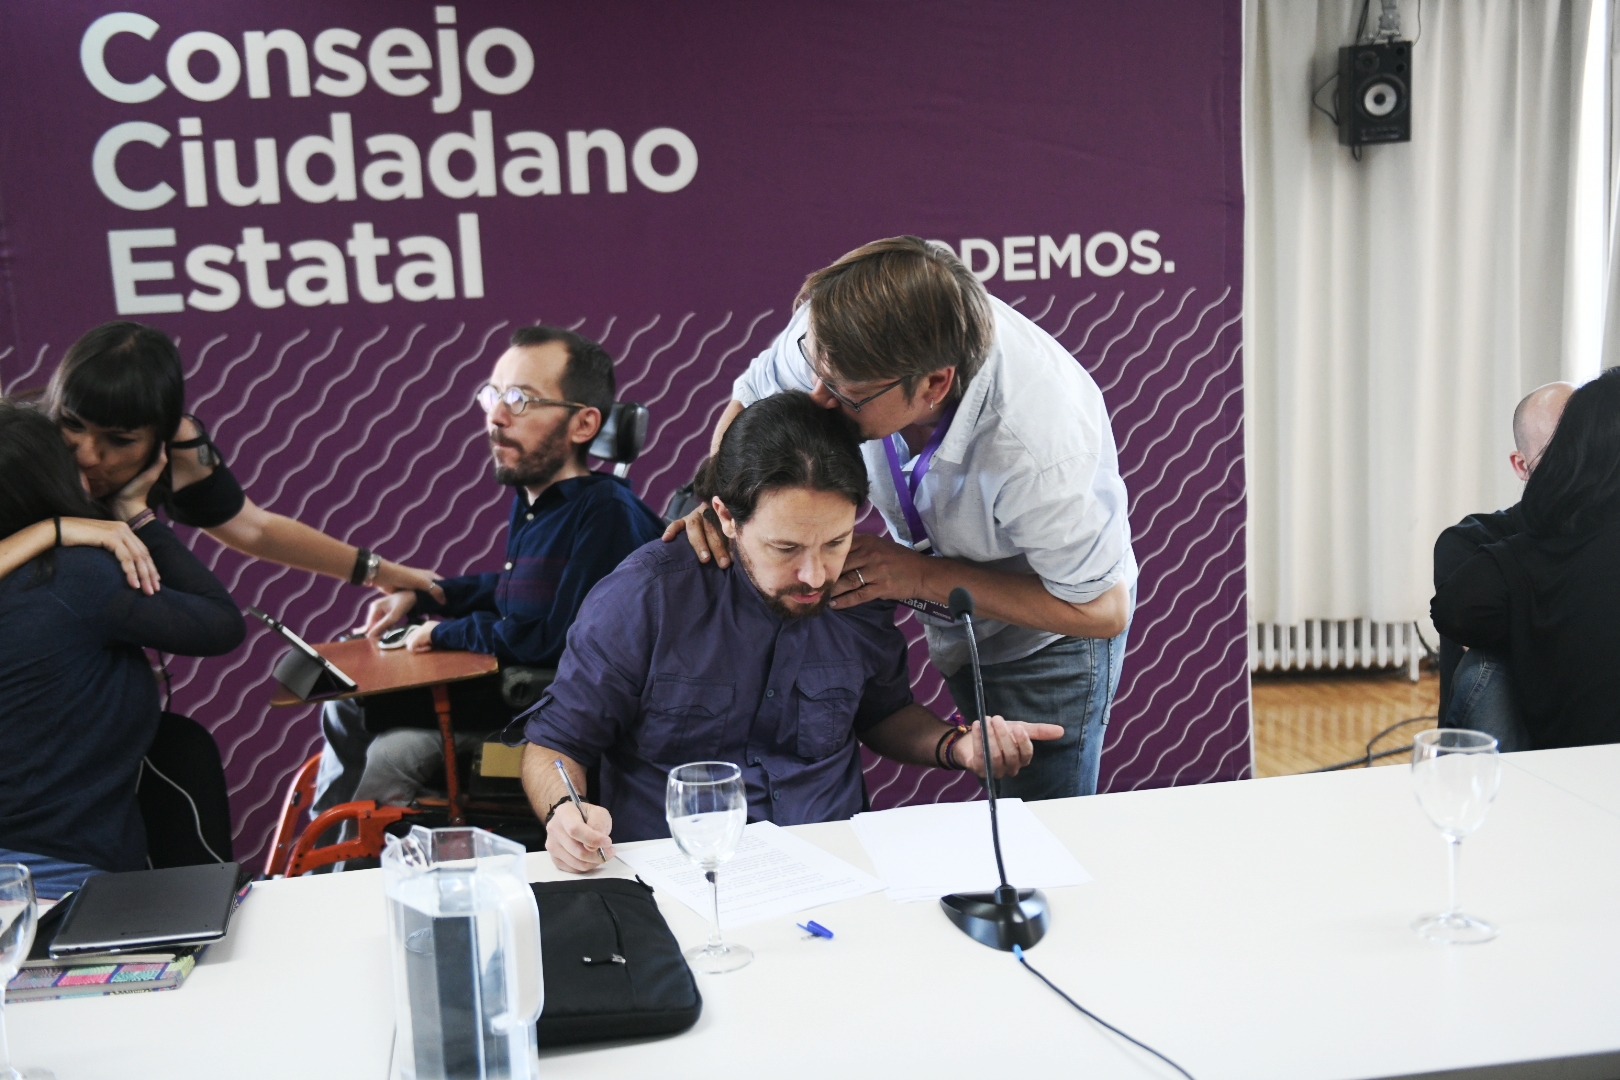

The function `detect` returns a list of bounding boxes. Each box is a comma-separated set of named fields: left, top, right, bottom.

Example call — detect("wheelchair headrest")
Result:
left=588, top=401, right=648, bottom=465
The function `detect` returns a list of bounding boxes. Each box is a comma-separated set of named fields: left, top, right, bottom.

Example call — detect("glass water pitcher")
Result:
left=383, top=826, right=544, bottom=1080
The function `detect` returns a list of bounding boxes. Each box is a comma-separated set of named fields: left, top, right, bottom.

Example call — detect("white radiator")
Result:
left=1248, top=620, right=1422, bottom=681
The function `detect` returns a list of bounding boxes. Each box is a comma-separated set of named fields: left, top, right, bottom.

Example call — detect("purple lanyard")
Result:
left=882, top=406, right=957, bottom=623
left=882, top=404, right=956, bottom=551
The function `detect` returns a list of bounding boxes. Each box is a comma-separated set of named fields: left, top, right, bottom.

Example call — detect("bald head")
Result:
left=1510, top=381, right=1575, bottom=482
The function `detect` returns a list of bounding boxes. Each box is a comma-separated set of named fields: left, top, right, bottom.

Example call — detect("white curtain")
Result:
left=1245, top=0, right=1604, bottom=629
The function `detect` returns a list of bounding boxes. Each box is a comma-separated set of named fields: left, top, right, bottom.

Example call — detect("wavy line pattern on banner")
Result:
left=0, top=284, right=1246, bottom=870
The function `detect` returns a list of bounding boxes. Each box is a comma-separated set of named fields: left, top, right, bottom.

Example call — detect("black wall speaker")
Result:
left=1337, top=41, right=1412, bottom=146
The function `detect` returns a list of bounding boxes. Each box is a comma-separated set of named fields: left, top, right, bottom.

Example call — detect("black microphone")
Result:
left=947, top=588, right=1006, bottom=884
left=938, top=587, right=1050, bottom=951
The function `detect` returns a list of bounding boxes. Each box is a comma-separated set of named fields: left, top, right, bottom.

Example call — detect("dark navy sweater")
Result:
left=418, top=474, right=664, bottom=667
left=0, top=523, right=244, bottom=871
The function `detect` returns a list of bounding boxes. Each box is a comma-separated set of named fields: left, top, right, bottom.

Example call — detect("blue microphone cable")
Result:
left=1012, top=945, right=1195, bottom=1080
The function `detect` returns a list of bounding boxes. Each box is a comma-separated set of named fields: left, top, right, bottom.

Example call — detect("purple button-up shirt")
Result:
left=523, top=538, right=915, bottom=843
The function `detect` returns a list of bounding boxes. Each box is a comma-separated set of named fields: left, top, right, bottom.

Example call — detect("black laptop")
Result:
left=48, top=862, right=243, bottom=959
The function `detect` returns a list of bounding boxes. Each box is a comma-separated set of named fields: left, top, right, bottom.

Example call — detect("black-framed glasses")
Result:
left=797, top=334, right=905, bottom=412
left=475, top=384, right=588, bottom=416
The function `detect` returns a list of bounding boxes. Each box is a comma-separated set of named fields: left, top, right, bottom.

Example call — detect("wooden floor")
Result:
left=1251, top=668, right=1439, bottom=778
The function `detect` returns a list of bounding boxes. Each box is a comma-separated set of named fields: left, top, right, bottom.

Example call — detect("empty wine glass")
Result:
left=666, top=761, right=751, bottom=974
left=0, top=864, right=53, bottom=1080
left=1411, top=729, right=1502, bottom=944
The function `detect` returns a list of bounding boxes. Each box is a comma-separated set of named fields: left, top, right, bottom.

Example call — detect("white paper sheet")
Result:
left=850, top=798, right=1091, bottom=902
left=615, top=820, right=885, bottom=927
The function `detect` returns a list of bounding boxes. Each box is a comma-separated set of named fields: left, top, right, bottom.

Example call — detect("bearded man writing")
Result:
left=521, top=391, right=1062, bottom=872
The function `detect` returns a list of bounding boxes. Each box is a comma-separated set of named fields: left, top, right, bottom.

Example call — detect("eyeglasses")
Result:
left=797, top=334, right=905, bottom=412
left=475, top=384, right=587, bottom=416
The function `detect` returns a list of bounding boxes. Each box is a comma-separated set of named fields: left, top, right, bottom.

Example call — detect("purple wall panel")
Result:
left=0, top=1, right=1246, bottom=869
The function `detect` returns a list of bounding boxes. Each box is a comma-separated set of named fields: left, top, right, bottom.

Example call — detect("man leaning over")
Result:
left=523, top=391, right=1062, bottom=872
left=668, top=236, right=1134, bottom=801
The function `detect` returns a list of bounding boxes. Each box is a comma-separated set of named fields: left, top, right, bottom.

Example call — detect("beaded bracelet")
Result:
left=935, top=724, right=971, bottom=770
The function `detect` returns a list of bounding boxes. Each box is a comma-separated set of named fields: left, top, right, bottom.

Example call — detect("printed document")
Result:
left=615, top=821, right=884, bottom=927
left=850, top=798, right=1091, bottom=902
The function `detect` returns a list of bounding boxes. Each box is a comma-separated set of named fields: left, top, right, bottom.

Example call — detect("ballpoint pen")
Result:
left=554, top=758, right=608, bottom=863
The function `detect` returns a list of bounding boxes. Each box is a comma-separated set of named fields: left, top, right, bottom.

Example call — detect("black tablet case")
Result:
left=532, top=878, right=702, bottom=1047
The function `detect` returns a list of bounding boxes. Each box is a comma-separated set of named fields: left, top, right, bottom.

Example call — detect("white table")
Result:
left=1505, top=743, right=1620, bottom=819
left=12, top=747, right=1620, bottom=1080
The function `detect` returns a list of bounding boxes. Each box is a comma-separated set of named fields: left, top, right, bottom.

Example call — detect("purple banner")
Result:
left=0, top=1, right=1248, bottom=868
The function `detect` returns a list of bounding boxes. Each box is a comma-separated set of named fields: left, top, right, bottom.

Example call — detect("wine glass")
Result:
left=666, top=761, right=751, bottom=974
left=1411, top=729, right=1502, bottom=944
left=0, top=864, right=53, bottom=1080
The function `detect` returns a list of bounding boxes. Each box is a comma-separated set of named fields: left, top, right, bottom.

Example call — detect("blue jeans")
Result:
left=313, top=697, right=372, bottom=814
left=945, top=628, right=1128, bottom=800
left=1446, top=649, right=1531, bottom=752
left=0, top=847, right=103, bottom=900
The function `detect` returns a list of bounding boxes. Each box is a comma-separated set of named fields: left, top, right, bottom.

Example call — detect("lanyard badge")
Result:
left=882, top=406, right=957, bottom=624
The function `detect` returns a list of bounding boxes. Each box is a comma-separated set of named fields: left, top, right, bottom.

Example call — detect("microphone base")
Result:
left=939, top=887, right=1049, bottom=951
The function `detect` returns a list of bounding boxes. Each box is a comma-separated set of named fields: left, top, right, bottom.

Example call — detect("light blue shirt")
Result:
left=732, top=296, right=1136, bottom=675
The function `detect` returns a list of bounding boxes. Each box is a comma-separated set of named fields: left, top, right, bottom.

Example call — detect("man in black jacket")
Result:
left=1432, top=381, right=1572, bottom=736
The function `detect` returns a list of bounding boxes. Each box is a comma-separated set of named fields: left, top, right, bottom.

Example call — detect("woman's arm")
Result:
left=100, top=521, right=245, bottom=656
left=0, top=469, right=162, bottom=593
left=202, top=496, right=437, bottom=591
left=169, top=418, right=435, bottom=591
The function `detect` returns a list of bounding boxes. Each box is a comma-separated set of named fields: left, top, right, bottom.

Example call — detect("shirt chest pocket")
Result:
left=793, top=662, right=862, bottom=761
left=639, top=675, right=735, bottom=765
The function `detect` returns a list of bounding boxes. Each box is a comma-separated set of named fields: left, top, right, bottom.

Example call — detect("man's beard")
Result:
left=732, top=540, right=833, bottom=620
left=490, top=422, right=572, bottom=487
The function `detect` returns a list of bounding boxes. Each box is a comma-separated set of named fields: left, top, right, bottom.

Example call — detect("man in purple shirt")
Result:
left=521, top=391, right=1061, bottom=872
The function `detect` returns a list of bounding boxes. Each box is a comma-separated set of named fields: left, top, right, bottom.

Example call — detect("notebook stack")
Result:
left=8, top=947, right=204, bottom=1002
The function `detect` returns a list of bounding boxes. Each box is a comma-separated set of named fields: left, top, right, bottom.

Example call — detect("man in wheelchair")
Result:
left=314, top=325, right=663, bottom=813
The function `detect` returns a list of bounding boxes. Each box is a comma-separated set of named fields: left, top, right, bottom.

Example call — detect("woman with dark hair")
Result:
left=0, top=403, right=244, bottom=896
left=1432, top=368, right=1620, bottom=749
left=0, top=320, right=436, bottom=593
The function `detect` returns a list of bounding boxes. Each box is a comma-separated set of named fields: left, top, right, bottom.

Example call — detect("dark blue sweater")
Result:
left=418, top=474, right=664, bottom=667
left=0, top=523, right=244, bottom=871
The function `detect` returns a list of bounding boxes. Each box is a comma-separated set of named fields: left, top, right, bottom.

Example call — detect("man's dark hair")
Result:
left=695, top=391, right=868, bottom=525
left=509, top=325, right=615, bottom=463
left=0, top=402, right=111, bottom=584
left=795, top=236, right=992, bottom=404
left=1521, top=368, right=1620, bottom=538
left=43, top=321, right=186, bottom=445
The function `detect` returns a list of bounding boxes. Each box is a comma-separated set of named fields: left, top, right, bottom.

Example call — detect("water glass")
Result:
left=1410, top=729, right=1502, bottom=944
left=0, top=864, right=52, bottom=1080
left=666, top=762, right=751, bottom=973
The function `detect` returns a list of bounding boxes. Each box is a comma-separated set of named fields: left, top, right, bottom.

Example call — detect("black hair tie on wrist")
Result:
left=53, top=517, right=62, bottom=548
left=544, top=797, right=571, bottom=826
left=349, top=547, right=372, bottom=586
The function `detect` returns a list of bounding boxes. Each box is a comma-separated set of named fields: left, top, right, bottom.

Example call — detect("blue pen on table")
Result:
left=797, top=920, right=834, bottom=940
left=554, top=759, right=608, bottom=863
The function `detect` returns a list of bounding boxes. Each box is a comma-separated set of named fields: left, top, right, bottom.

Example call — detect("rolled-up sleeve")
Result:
left=731, top=307, right=814, bottom=406
left=996, top=454, right=1132, bottom=604
left=521, top=559, right=657, bottom=767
